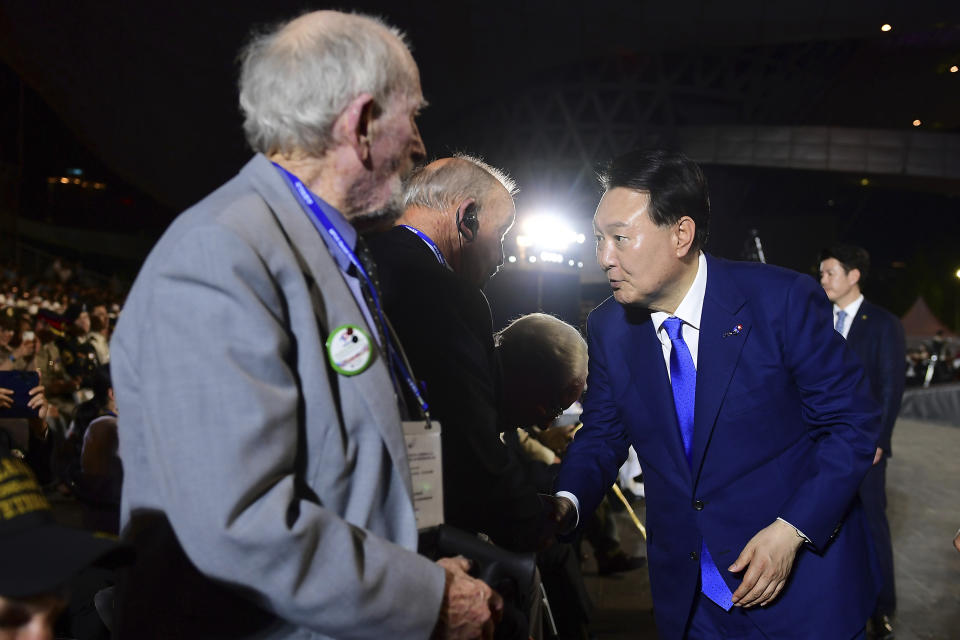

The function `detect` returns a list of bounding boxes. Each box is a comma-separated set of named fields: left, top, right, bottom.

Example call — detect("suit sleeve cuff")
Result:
left=556, top=491, right=581, bottom=529
left=777, top=517, right=811, bottom=544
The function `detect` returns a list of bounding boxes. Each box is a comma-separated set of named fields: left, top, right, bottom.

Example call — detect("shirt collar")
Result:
left=834, top=294, right=864, bottom=320
left=651, top=252, right=708, bottom=335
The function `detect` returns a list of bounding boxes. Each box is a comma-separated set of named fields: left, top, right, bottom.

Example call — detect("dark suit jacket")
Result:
left=845, top=299, right=906, bottom=456
left=556, top=255, right=882, bottom=640
left=367, top=226, right=544, bottom=551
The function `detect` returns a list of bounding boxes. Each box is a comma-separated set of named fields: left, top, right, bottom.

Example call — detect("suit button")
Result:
left=689, top=551, right=698, bottom=561
left=693, top=499, right=705, bottom=511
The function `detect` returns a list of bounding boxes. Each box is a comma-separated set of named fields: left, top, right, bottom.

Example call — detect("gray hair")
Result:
left=239, top=11, right=418, bottom=156
left=495, top=313, right=587, bottom=394
left=401, top=153, right=518, bottom=214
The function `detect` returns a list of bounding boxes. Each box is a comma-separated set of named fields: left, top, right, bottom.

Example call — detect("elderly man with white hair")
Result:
left=111, top=11, right=500, bottom=640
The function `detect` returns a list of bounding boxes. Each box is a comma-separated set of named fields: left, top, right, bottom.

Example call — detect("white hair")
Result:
left=239, top=11, right=417, bottom=156
left=495, top=313, right=587, bottom=394
left=401, top=153, right=518, bottom=214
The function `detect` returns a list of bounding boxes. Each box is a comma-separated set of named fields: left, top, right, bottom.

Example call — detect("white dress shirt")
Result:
left=833, top=295, right=864, bottom=340
left=651, top=252, right=708, bottom=374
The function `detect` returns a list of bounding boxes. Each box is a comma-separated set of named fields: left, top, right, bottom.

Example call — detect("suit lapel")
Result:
left=241, top=155, right=413, bottom=500
left=622, top=311, right=693, bottom=487
left=691, top=256, right=750, bottom=483
left=845, top=300, right=869, bottom=347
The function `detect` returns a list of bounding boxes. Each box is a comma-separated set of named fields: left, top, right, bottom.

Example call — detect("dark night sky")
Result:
left=1, top=0, right=959, bottom=322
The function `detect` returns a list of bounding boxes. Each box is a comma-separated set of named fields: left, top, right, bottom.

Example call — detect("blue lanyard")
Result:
left=399, top=225, right=446, bottom=266
left=273, top=163, right=429, bottom=417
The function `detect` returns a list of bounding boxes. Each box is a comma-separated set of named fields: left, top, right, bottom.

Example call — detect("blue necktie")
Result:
left=835, top=309, right=847, bottom=335
left=663, top=317, right=734, bottom=611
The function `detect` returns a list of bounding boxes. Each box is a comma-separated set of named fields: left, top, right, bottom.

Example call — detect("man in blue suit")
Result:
left=820, top=244, right=905, bottom=640
left=551, top=150, right=881, bottom=639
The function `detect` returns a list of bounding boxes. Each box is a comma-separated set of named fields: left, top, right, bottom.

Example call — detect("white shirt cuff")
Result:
left=777, top=517, right=811, bottom=543
left=555, top=491, right=581, bottom=529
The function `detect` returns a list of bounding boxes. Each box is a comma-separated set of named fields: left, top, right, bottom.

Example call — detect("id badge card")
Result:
left=402, top=420, right=444, bottom=531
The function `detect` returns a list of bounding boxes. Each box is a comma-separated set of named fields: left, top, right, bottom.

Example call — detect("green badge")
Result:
left=326, top=324, right=373, bottom=376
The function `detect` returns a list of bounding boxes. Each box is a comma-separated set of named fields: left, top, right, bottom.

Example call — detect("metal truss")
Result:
left=446, top=41, right=856, bottom=211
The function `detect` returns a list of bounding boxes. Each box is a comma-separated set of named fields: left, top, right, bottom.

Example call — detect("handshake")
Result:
left=431, top=496, right=577, bottom=639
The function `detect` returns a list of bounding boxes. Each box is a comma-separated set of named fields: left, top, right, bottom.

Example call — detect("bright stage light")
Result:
left=529, top=256, right=537, bottom=263
left=881, top=24, right=892, bottom=32
left=520, top=213, right=580, bottom=251
left=508, top=255, right=517, bottom=263
left=540, top=251, right=564, bottom=264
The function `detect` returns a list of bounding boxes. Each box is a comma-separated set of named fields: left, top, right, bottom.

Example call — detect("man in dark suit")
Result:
left=550, top=150, right=882, bottom=639
left=367, top=155, right=548, bottom=551
left=820, top=244, right=906, bottom=640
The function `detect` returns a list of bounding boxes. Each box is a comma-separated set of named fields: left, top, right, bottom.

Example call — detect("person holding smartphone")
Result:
left=0, top=368, right=50, bottom=461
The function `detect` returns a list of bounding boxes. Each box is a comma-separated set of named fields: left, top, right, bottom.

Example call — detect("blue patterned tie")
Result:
left=663, top=317, right=734, bottom=611
left=835, top=309, right=847, bottom=335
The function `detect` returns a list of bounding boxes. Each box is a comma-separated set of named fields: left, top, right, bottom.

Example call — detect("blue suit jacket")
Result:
left=556, top=255, right=882, bottom=640
left=845, top=299, right=906, bottom=457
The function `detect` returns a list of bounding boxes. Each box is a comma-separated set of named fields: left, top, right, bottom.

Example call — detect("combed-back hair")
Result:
left=401, top=153, right=518, bottom=214
left=599, top=149, right=710, bottom=250
left=819, top=244, right=871, bottom=286
left=495, top=313, right=587, bottom=397
left=239, top=11, right=417, bottom=156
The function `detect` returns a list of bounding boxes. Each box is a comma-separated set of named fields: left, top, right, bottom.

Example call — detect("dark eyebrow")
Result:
left=604, top=221, right=630, bottom=229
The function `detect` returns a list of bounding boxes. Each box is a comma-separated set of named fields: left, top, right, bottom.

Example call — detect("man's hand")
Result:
left=536, top=494, right=577, bottom=549
left=873, top=447, right=883, bottom=466
left=433, top=556, right=502, bottom=640
left=728, top=519, right=804, bottom=608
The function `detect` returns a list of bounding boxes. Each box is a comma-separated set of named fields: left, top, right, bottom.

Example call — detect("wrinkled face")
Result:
left=344, top=79, right=427, bottom=221
left=0, top=592, right=66, bottom=640
left=819, top=258, right=859, bottom=305
left=461, top=189, right=516, bottom=288
left=594, top=188, right=680, bottom=309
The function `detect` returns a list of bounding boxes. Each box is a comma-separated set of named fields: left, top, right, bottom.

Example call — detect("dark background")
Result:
left=1, top=1, right=958, bottom=329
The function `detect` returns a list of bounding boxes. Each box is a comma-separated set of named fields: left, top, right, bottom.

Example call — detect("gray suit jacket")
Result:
left=112, top=154, right=445, bottom=639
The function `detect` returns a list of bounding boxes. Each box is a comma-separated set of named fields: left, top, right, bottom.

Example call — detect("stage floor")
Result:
left=583, top=417, right=960, bottom=639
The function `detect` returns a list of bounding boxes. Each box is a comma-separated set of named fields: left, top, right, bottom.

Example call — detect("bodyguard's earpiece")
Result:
left=457, top=203, right=479, bottom=243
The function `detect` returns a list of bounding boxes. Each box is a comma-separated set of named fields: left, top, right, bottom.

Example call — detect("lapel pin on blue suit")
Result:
left=722, top=323, right=743, bottom=338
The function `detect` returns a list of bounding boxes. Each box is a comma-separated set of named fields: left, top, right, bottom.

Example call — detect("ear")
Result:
left=456, top=198, right=477, bottom=219
left=333, top=92, right=376, bottom=168
left=847, top=267, right=862, bottom=288
left=456, top=198, right=479, bottom=241
left=674, top=216, right=697, bottom=258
